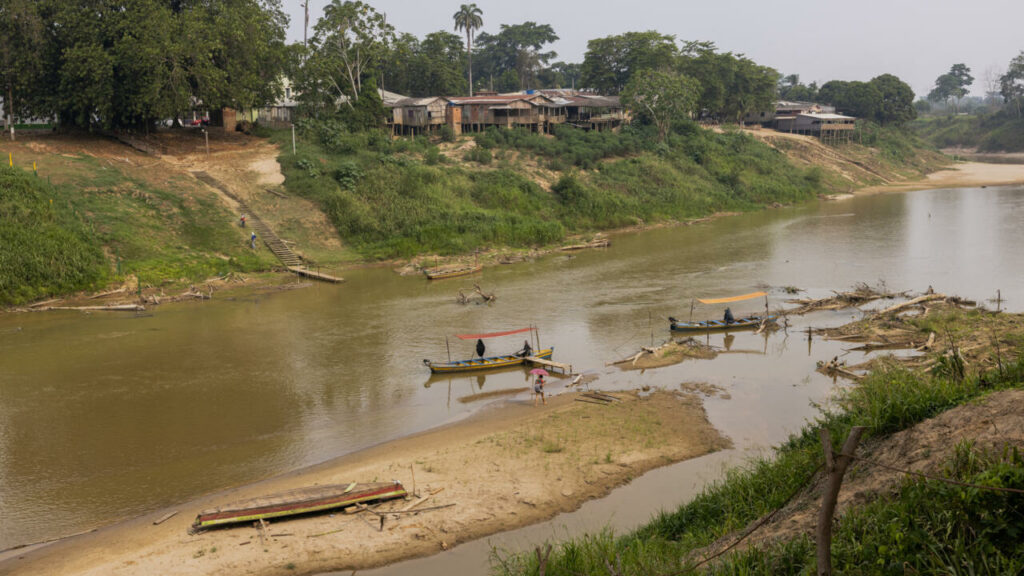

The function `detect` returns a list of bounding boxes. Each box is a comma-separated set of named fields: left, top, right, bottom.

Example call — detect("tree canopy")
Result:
left=9, top=0, right=289, bottom=130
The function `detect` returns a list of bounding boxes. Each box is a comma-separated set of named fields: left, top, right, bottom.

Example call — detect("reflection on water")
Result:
left=1, top=185, right=1023, bottom=549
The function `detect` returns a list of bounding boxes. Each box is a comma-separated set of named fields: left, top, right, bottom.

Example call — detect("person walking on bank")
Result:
left=533, top=374, right=546, bottom=406
left=250, top=231, right=257, bottom=249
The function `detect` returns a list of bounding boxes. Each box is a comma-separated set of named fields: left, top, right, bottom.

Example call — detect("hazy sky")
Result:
left=281, top=0, right=1024, bottom=98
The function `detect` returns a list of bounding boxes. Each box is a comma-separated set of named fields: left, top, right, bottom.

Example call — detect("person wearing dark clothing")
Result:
left=476, top=338, right=486, bottom=358
left=723, top=307, right=735, bottom=324
left=518, top=340, right=533, bottom=358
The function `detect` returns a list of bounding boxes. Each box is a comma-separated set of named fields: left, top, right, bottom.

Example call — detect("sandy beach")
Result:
left=857, top=160, right=1024, bottom=195
left=0, top=389, right=729, bottom=576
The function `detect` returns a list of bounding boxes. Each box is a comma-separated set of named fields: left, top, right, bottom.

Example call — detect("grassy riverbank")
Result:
left=271, top=123, right=841, bottom=260
left=0, top=166, right=107, bottom=304
left=912, top=113, right=1024, bottom=153
left=0, top=138, right=273, bottom=306
left=494, top=306, right=1024, bottom=575
left=0, top=121, right=948, bottom=306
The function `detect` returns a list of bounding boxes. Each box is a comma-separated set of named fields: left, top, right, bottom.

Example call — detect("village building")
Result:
left=384, top=90, right=628, bottom=136
left=775, top=112, right=856, bottom=143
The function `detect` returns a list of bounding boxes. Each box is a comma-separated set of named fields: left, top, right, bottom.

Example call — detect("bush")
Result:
left=0, top=167, right=107, bottom=304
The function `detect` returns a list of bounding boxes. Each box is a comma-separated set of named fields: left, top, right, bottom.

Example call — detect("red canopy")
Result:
left=455, top=327, right=532, bottom=340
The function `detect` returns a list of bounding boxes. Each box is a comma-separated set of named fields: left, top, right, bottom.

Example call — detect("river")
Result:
left=1, top=184, right=1022, bottom=554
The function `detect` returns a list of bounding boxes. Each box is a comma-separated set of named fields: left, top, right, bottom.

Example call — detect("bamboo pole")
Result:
left=445, top=336, right=451, bottom=363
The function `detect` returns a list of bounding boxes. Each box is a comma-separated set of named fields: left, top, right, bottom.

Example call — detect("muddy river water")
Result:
left=1, top=185, right=1023, bottom=556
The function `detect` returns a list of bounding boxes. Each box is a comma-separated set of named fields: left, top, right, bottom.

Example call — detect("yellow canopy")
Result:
left=697, top=291, right=767, bottom=305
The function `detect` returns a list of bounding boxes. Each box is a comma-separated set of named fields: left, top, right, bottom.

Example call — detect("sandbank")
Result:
left=0, top=389, right=729, bottom=576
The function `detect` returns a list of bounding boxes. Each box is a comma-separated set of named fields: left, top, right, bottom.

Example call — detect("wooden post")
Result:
left=445, top=336, right=451, bottom=363
left=816, top=426, right=866, bottom=576
left=689, top=298, right=695, bottom=322
left=291, top=124, right=296, bottom=154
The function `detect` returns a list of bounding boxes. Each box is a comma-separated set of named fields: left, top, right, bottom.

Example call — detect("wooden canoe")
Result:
left=423, top=264, right=482, bottom=280
left=189, top=481, right=407, bottom=533
left=669, top=315, right=776, bottom=333
left=423, top=347, right=553, bottom=374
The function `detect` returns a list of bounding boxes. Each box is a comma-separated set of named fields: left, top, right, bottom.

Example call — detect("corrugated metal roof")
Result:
left=798, top=112, right=855, bottom=120
left=388, top=96, right=448, bottom=108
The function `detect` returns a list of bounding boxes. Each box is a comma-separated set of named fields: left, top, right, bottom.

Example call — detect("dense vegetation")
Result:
left=493, top=322, right=1024, bottom=575
left=912, top=112, right=1024, bottom=152
left=0, top=167, right=106, bottom=304
left=1, top=0, right=288, bottom=130
left=274, top=121, right=823, bottom=259
left=0, top=155, right=269, bottom=306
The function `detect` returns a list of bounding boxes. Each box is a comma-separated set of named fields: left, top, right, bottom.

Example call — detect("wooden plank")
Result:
left=524, top=356, right=572, bottom=374
left=287, top=267, right=344, bottom=284
left=153, top=511, right=178, bottom=525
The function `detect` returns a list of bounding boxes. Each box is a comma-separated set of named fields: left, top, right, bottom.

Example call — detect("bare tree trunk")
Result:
left=7, top=84, right=14, bottom=141
left=467, top=32, right=473, bottom=97
left=816, top=426, right=866, bottom=576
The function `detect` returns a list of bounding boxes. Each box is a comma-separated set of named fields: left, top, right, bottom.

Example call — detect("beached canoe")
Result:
left=423, top=347, right=553, bottom=374
left=669, top=315, right=776, bottom=333
left=189, top=481, right=407, bottom=533
left=423, top=264, right=482, bottom=280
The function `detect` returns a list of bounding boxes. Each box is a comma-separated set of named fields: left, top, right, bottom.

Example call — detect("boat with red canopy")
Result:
left=422, top=326, right=553, bottom=374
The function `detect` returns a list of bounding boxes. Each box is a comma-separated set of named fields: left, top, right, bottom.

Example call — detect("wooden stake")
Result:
left=410, top=464, right=416, bottom=498
left=816, top=426, right=866, bottom=576
left=445, top=336, right=451, bottom=363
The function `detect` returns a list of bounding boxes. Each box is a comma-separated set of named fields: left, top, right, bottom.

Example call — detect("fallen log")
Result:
left=39, top=304, right=145, bottom=312
left=89, top=287, right=127, bottom=300
left=878, top=293, right=946, bottom=315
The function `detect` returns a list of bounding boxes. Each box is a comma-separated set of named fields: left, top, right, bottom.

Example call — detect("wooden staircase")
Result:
left=192, top=171, right=302, bottom=267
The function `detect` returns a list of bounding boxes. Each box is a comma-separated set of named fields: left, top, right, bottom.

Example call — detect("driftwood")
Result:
left=878, top=293, right=946, bottom=315
left=473, top=283, right=496, bottom=303
left=560, top=239, right=610, bottom=251
left=38, top=304, right=145, bottom=312
left=817, top=356, right=864, bottom=380
left=786, top=283, right=907, bottom=315
left=89, top=287, right=127, bottom=300
left=916, top=332, right=936, bottom=352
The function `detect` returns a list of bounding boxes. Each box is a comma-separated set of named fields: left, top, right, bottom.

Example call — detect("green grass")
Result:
left=0, top=166, right=107, bottom=304
left=272, top=122, right=825, bottom=259
left=1, top=150, right=276, bottom=304
left=492, top=340, right=1024, bottom=576
left=912, top=113, right=1024, bottom=153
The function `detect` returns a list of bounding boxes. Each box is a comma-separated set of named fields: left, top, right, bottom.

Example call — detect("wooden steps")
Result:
left=192, top=171, right=303, bottom=268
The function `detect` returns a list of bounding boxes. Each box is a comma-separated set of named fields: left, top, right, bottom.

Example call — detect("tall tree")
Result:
left=870, top=73, right=916, bottom=125
left=475, top=22, right=558, bottom=91
left=0, top=0, right=44, bottom=138
left=452, top=3, right=482, bottom=96
left=929, top=63, right=973, bottom=113
left=1000, top=52, right=1024, bottom=118
left=308, top=0, right=394, bottom=109
left=580, top=31, right=678, bottom=95
left=621, top=70, right=699, bottom=141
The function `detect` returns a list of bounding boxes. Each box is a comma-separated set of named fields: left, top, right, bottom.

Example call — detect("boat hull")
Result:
left=424, top=347, right=553, bottom=374
left=670, top=315, right=775, bottom=333
left=190, top=482, right=407, bottom=532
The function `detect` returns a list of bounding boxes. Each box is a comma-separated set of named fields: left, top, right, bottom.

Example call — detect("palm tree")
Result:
left=453, top=3, right=483, bottom=96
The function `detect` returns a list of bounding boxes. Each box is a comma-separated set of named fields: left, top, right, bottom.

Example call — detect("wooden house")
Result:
left=562, top=95, right=627, bottom=131
left=775, top=112, right=856, bottom=143
left=386, top=96, right=452, bottom=136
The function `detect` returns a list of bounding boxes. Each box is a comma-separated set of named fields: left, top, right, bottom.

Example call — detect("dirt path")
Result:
left=0, top=390, right=728, bottom=576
